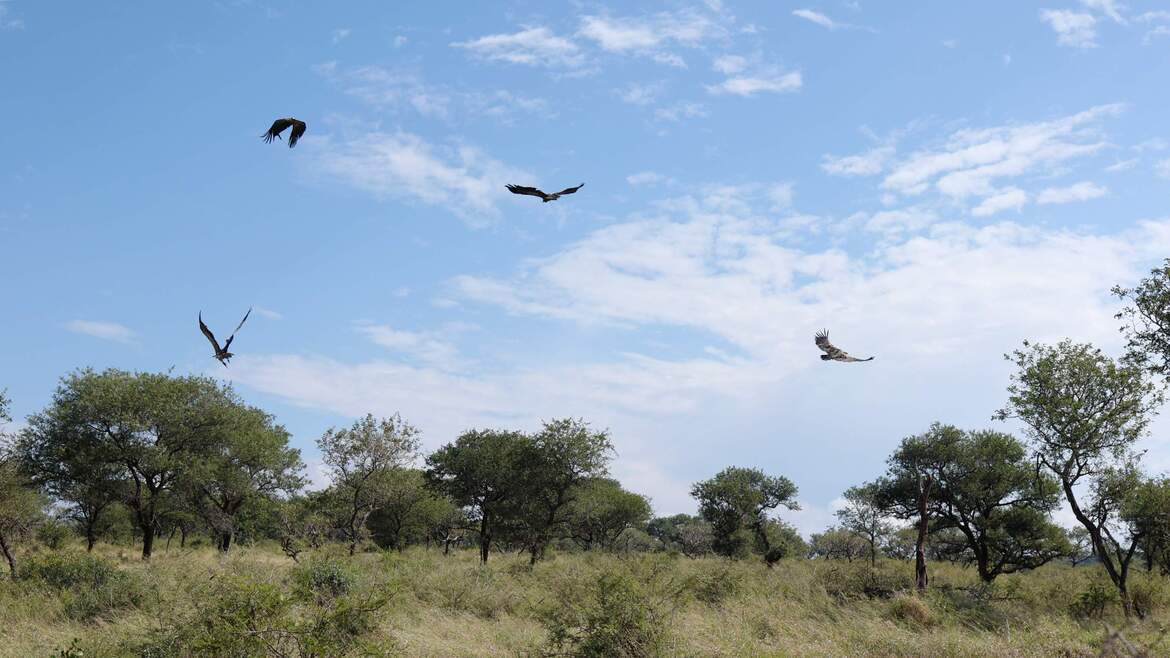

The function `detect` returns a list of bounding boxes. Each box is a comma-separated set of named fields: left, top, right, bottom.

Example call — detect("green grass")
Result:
left=3, top=542, right=1169, bottom=657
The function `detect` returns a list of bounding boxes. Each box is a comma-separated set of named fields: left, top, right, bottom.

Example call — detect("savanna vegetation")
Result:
left=4, top=263, right=1170, bottom=656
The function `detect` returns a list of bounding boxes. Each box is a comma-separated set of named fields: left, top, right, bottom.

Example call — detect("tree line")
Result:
left=4, top=261, right=1170, bottom=620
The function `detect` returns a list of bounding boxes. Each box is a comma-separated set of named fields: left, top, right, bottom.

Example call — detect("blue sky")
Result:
left=3, top=0, right=1170, bottom=533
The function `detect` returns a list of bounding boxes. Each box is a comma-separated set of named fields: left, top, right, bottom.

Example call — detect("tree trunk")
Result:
left=140, top=521, right=156, bottom=560
left=479, top=515, right=491, bottom=565
left=218, top=531, right=233, bottom=552
left=0, top=535, right=16, bottom=580
left=914, top=474, right=932, bottom=591
left=85, top=529, right=97, bottom=552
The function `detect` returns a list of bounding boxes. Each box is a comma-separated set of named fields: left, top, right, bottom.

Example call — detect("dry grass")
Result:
left=2, top=542, right=1170, bottom=657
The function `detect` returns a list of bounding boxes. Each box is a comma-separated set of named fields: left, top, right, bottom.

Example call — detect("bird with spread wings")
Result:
left=815, top=330, right=874, bottom=362
left=505, top=182, right=584, bottom=203
left=199, top=308, right=252, bottom=367
left=262, top=118, right=307, bottom=148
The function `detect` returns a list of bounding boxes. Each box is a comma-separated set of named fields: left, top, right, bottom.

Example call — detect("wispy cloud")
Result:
left=821, top=146, right=895, bottom=177
left=331, top=28, right=351, bottom=43
left=452, top=26, right=584, bottom=69
left=1036, top=181, right=1108, bottom=204
left=578, top=8, right=728, bottom=67
left=971, top=187, right=1027, bottom=216
left=66, top=320, right=135, bottom=343
left=654, top=101, right=707, bottom=123
left=792, top=8, right=873, bottom=32
left=358, top=323, right=470, bottom=371
left=0, top=1, right=24, bottom=31
left=1039, top=9, right=1098, bottom=48
left=1157, top=158, right=1170, bottom=179
left=627, top=171, right=673, bottom=186
left=706, top=56, right=802, bottom=97
left=313, top=131, right=531, bottom=227
left=254, top=307, right=283, bottom=320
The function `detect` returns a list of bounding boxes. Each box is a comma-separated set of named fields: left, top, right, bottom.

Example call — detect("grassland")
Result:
left=3, top=542, right=1169, bottom=657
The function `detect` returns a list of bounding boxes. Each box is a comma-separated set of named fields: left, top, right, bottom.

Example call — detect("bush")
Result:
left=293, top=556, right=356, bottom=602
left=37, top=519, right=73, bottom=550
left=689, top=563, right=743, bottom=605
left=1070, top=581, right=1117, bottom=619
left=19, top=552, right=146, bottom=621
left=886, top=593, right=937, bottom=627
left=543, top=571, right=671, bottom=657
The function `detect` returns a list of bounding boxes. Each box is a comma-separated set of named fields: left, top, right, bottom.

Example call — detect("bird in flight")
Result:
left=199, top=308, right=252, bottom=367
left=262, top=118, right=307, bottom=148
left=505, top=182, right=585, bottom=203
left=815, top=330, right=874, bottom=362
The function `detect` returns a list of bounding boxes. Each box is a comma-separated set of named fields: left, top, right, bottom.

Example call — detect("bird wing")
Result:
left=199, top=312, right=223, bottom=353
left=224, top=307, right=252, bottom=350
left=815, top=329, right=848, bottom=359
left=262, top=118, right=294, bottom=143
left=288, top=120, right=307, bottom=148
left=553, top=183, right=585, bottom=196
left=506, top=184, right=547, bottom=198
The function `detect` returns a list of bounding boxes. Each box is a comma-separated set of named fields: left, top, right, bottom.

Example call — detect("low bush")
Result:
left=19, top=551, right=146, bottom=622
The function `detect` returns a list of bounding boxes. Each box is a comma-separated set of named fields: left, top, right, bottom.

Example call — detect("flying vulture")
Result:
left=262, top=118, right=307, bottom=148
left=815, top=329, right=874, bottom=363
left=505, top=182, right=584, bottom=203
left=199, top=308, right=252, bottom=367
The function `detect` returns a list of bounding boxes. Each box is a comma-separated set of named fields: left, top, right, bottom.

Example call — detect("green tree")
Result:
left=835, top=483, right=893, bottom=567
left=18, top=369, right=239, bottom=559
left=879, top=424, right=1070, bottom=584
left=566, top=478, right=652, bottom=551
left=317, top=413, right=419, bottom=555
left=996, top=340, right=1162, bottom=614
left=1114, top=259, right=1170, bottom=376
left=810, top=527, right=869, bottom=561
left=691, top=467, right=799, bottom=564
left=1, top=392, right=47, bottom=578
left=186, top=406, right=304, bottom=552
left=425, top=429, right=531, bottom=564
left=515, top=418, right=614, bottom=564
left=366, top=468, right=455, bottom=551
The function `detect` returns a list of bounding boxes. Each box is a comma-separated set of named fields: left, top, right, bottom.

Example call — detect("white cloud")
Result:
left=971, top=187, right=1027, bottom=216
left=66, top=320, right=135, bottom=343
left=873, top=104, right=1121, bottom=207
left=821, top=146, right=894, bottom=177
left=1105, top=158, right=1138, bottom=172
left=1036, top=181, right=1108, bottom=204
left=1080, top=0, right=1127, bottom=24
left=711, top=54, right=748, bottom=74
left=358, top=323, right=469, bottom=371
left=1158, top=158, right=1170, bottom=179
left=706, top=68, right=802, bottom=97
left=616, top=81, right=666, bottom=106
left=578, top=9, right=728, bottom=66
left=1039, top=9, right=1098, bottom=48
left=254, top=307, right=284, bottom=320
left=654, top=101, right=707, bottom=122
left=452, top=27, right=584, bottom=69
left=627, top=171, right=672, bottom=186
left=792, top=9, right=838, bottom=29
left=312, top=131, right=531, bottom=227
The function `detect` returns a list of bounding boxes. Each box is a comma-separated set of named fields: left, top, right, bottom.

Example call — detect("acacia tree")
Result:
left=515, top=418, right=613, bottom=564
left=996, top=340, right=1162, bottom=615
left=835, top=483, right=893, bottom=567
left=1, top=392, right=45, bottom=578
left=18, top=370, right=238, bottom=559
left=318, top=413, right=419, bottom=555
left=366, top=469, right=459, bottom=551
left=691, top=466, right=799, bottom=564
left=1115, top=260, right=1170, bottom=376
left=566, top=478, right=652, bottom=551
left=426, top=429, right=531, bottom=564
left=187, top=406, right=304, bottom=552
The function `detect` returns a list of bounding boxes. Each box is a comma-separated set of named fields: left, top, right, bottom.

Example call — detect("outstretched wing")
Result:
left=506, top=184, right=547, bottom=198
left=815, top=329, right=849, bottom=359
left=553, top=183, right=585, bottom=196
left=262, top=118, right=294, bottom=144
left=199, top=312, right=223, bottom=353
left=224, top=307, right=252, bottom=351
left=288, top=120, right=307, bottom=148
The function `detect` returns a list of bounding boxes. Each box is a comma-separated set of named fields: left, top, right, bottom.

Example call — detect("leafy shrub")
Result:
left=293, top=556, right=356, bottom=602
left=20, top=552, right=145, bottom=621
left=37, top=518, right=73, bottom=550
left=689, top=563, right=743, bottom=605
left=543, top=571, right=671, bottom=657
left=1070, top=581, right=1117, bottom=619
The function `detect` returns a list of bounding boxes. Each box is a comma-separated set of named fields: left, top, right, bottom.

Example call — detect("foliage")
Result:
left=1114, top=259, right=1170, bottom=377
left=810, top=527, right=871, bottom=561
left=0, top=452, right=45, bottom=578
left=566, top=477, right=652, bottom=551
left=835, top=482, right=894, bottom=567
left=318, top=413, right=420, bottom=555
left=19, top=551, right=146, bottom=621
left=691, top=467, right=799, bottom=562
left=542, top=569, right=673, bottom=657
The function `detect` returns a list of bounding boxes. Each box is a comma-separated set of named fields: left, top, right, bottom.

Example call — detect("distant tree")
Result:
left=1, top=393, right=46, bottom=578
left=185, top=406, right=304, bottom=552
left=1066, top=526, right=1097, bottom=567
left=566, top=478, right=652, bottom=551
left=996, top=340, right=1162, bottom=615
left=810, top=527, right=869, bottom=561
left=277, top=493, right=329, bottom=563
left=1125, top=476, right=1170, bottom=573
left=675, top=520, right=715, bottom=558
left=759, top=519, right=807, bottom=564
left=1114, top=260, right=1170, bottom=376
left=514, top=419, right=614, bottom=563
left=426, top=429, right=531, bottom=564
left=366, top=469, right=458, bottom=551
left=836, top=483, right=894, bottom=567
left=646, top=514, right=698, bottom=547
left=318, top=414, right=419, bottom=555
left=691, top=467, right=799, bottom=564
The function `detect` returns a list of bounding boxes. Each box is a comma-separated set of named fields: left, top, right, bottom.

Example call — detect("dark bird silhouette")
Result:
left=199, top=308, right=252, bottom=367
left=815, top=329, right=874, bottom=363
left=262, top=118, right=307, bottom=148
left=506, top=182, right=584, bottom=203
